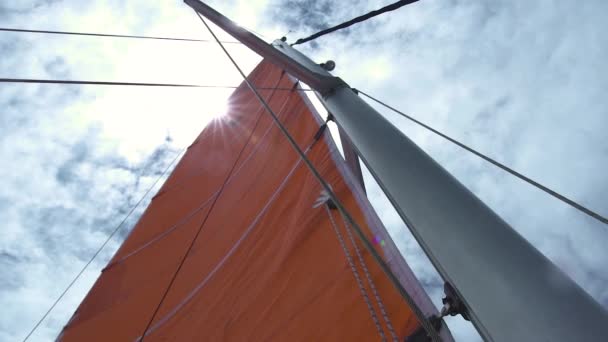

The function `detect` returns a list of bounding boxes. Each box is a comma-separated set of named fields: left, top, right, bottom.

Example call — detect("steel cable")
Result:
left=0, top=27, right=239, bottom=43
left=0, top=77, right=313, bottom=91
left=21, top=148, right=185, bottom=342
left=291, top=0, right=419, bottom=46
left=356, top=89, right=608, bottom=226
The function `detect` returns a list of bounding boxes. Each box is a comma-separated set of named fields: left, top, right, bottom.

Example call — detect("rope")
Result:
left=102, top=193, right=216, bottom=271
left=0, top=27, right=240, bottom=43
left=0, top=77, right=313, bottom=91
left=138, top=71, right=287, bottom=341
left=292, top=0, right=419, bottom=46
left=356, top=89, right=608, bottom=226
left=325, top=205, right=386, bottom=342
left=195, top=11, right=441, bottom=341
left=21, top=148, right=185, bottom=342
left=337, top=209, right=399, bottom=341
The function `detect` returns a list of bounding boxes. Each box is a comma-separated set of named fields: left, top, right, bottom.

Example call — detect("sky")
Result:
left=0, top=0, right=607, bottom=341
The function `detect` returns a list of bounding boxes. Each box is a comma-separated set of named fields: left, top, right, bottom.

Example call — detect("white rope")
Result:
left=338, top=210, right=399, bottom=341
left=325, top=204, right=387, bottom=342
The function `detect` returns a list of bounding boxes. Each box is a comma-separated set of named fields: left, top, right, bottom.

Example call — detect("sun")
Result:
left=209, top=98, right=230, bottom=120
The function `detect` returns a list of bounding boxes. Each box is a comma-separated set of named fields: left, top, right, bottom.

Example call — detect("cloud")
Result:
left=271, top=0, right=335, bottom=31
left=1, top=0, right=607, bottom=341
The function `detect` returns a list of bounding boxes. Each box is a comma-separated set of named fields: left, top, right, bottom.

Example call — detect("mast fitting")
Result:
left=319, top=60, right=336, bottom=71
left=440, top=282, right=470, bottom=321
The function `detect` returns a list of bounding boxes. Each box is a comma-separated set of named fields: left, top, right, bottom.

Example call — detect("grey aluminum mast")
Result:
left=184, top=0, right=608, bottom=341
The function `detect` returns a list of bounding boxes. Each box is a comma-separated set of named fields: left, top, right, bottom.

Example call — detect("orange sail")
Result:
left=59, top=60, right=452, bottom=341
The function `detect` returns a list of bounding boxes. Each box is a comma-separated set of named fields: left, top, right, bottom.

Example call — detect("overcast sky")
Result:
left=1, top=0, right=607, bottom=341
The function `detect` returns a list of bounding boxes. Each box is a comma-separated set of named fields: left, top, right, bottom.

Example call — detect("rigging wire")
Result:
left=196, top=11, right=442, bottom=342
left=21, top=148, right=185, bottom=342
left=291, top=0, right=419, bottom=46
left=138, top=70, right=289, bottom=341
left=0, top=27, right=240, bottom=44
left=356, top=89, right=608, bottom=226
left=0, top=77, right=313, bottom=91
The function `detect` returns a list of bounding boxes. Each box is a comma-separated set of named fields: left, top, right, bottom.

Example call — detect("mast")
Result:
left=185, top=0, right=608, bottom=341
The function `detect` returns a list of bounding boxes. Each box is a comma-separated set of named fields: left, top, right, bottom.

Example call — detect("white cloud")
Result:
left=1, top=0, right=606, bottom=341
